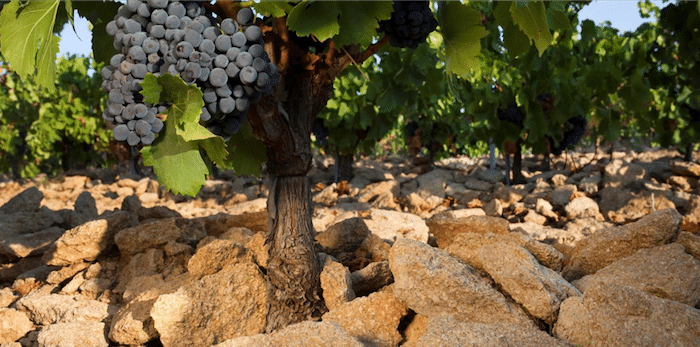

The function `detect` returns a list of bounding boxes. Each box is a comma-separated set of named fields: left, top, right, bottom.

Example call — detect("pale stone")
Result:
left=426, top=214, right=509, bottom=249
left=187, top=239, right=253, bottom=278
left=14, top=292, right=112, bottom=325
left=562, top=208, right=682, bottom=280
left=476, top=242, right=581, bottom=325
left=677, top=231, right=700, bottom=261
left=213, top=321, right=364, bottom=347
left=389, top=238, right=533, bottom=327
left=151, top=262, right=268, bottom=347
left=553, top=282, right=700, bottom=347
left=603, top=159, right=646, bottom=188
left=0, top=227, right=64, bottom=258
left=0, top=186, right=43, bottom=214
left=36, top=322, right=108, bottom=347
left=114, top=218, right=203, bottom=256
left=416, top=316, right=572, bottom=347
left=351, top=261, right=393, bottom=297
left=322, top=291, right=407, bottom=347
left=108, top=298, right=159, bottom=345
left=573, top=243, right=700, bottom=307
left=319, top=254, right=355, bottom=311
left=43, top=211, right=133, bottom=266
left=315, top=218, right=371, bottom=256
left=0, top=308, right=33, bottom=344
left=565, top=196, right=601, bottom=219
left=446, top=231, right=564, bottom=271
left=364, top=209, right=429, bottom=243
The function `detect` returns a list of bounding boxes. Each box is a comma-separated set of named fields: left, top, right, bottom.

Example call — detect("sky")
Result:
left=57, top=0, right=667, bottom=59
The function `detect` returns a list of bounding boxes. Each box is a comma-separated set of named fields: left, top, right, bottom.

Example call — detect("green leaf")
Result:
left=73, top=1, right=120, bottom=66
left=546, top=7, right=570, bottom=32
left=334, top=1, right=393, bottom=48
left=0, top=0, right=61, bottom=92
left=140, top=73, right=163, bottom=104
left=494, top=2, right=530, bottom=58
left=252, top=1, right=293, bottom=17
left=139, top=73, right=229, bottom=195
left=439, top=2, right=488, bottom=77
left=141, top=115, right=208, bottom=197
left=510, top=1, right=552, bottom=56
left=201, top=137, right=228, bottom=168
left=225, top=122, right=267, bottom=177
left=64, top=0, right=74, bottom=31
left=287, top=1, right=340, bottom=42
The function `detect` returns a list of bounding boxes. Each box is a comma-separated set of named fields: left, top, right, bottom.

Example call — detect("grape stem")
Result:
left=341, top=46, right=370, bottom=82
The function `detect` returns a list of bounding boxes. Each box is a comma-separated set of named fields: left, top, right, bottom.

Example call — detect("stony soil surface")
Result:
left=1, top=146, right=700, bottom=347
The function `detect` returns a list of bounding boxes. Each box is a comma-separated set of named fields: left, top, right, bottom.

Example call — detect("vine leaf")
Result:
left=225, top=122, right=267, bottom=178
left=494, top=1, right=530, bottom=58
left=287, top=2, right=340, bottom=42
left=439, top=2, right=488, bottom=77
left=141, top=114, right=209, bottom=197
left=73, top=1, right=120, bottom=66
left=252, top=2, right=294, bottom=18
left=334, top=2, right=392, bottom=48
left=0, top=0, right=61, bottom=92
left=139, top=73, right=227, bottom=196
left=510, top=1, right=553, bottom=56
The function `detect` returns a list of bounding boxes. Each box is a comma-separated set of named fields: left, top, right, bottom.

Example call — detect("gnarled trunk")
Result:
left=335, top=152, right=354, bottom=182
left=265, top=175, right=324, bottom=332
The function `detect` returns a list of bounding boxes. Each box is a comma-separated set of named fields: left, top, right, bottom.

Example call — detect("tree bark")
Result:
left=335, top=152, right=354, bottom=182
left=685, top=142, right=693, bottom=162
left=215, top=10, right=389, bottom=331
left=264, top=175, right=324, bottom=332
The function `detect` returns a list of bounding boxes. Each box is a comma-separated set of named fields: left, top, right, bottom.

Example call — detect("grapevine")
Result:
left=378, top=1, right=438, bottom=49
left=101, top=0, right=279, bottom=148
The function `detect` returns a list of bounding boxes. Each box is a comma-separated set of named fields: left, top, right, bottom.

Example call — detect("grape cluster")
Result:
left=497, top=102, right=525, bottom=129
left=378, top=1, right=438, bottom=49
left=553, top=116, right=587, bottom=155
left=311, top=118, right=329, bottom=146
left=101, top=0, right=279, bottom=146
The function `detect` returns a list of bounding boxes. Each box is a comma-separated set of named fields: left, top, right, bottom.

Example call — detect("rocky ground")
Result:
left=1, top=145, right=700, bottom=347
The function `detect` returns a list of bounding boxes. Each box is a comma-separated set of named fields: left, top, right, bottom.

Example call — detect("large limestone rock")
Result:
left=0, top=186, right=43, bottom=215
left=677, top=231, right=700, bottom=261
left=114, top=217, right=203, bottom=255
left=426, top=214, right=509, bottom=249
left=319, top=254, right=355, bottom=311
left=476, top=242, right=580, bottom=325
left=151, top=262, right=268, bottom=347
left=554, top=282, right=700, bottom=347
left=562, top=208, right=682, bottom=280
left=14, top=292, right=112, bottom=325
left=0, top=226, right=64, bottom=258
left=351, top=260, right=393, bottom=297
left=43, top=211, right=133, bottom=266
left=415, top=316, right=572, bottom=347
left=416, top=169, right=452, bottom=198
left=0, top=308, right=33, bottom=344
left=36, top=322, right=108, bottom=347
left=446, top=232, right=564, bottom=271
left=187, top=239, right=253, bottom=278
left=364, top=209, right=429, bottom=243
left=573, top=243, right=700, bottom=307
left=213, top=321, right=364, bottom=347
left=603, top=159, right=646, bottom=188
left=322, top=291, right=407, bottom=347
left=389, top=238, right=533, bottom=327
left=108, top=297, right=159, bottom=345
left=564, top=196, right=601, bottom=220
left=315, top=218, right=371, bottom=256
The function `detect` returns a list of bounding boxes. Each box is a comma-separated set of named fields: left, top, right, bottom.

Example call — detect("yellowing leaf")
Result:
left=0, top=0, right=61, bottom=91
left=510, top=1, right=553, bottom=56
left=439, top=2, right=488, bottom=77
